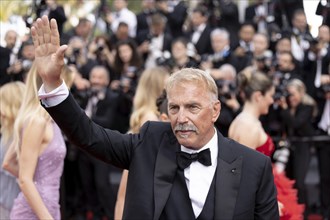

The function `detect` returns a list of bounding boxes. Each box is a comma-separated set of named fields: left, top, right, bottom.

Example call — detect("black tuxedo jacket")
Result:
left=46, top=94, right=279, bottom=220
left=0, top=46, right=11, bottom=86
left=186, top=25, right=213, bottom=56
left=79, top=89, right=119, bottom=129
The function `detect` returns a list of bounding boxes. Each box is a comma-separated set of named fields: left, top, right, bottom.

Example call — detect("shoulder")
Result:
left=140, top=121, right=171, bottom=133
left=139, top=121, right=173, bottom=140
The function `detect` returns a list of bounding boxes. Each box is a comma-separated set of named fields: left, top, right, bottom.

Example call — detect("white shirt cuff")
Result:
left=38, top=80, right=69, bottom=107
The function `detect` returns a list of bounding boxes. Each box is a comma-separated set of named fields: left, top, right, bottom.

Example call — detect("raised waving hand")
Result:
left=31, top=15, right=67, bottom=92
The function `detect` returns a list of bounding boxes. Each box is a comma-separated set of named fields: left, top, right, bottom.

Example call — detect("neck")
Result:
left=243, top=102, right=261, bottom=119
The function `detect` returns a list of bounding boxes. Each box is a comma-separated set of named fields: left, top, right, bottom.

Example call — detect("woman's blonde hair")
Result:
left=287, top=78, right=318, bottom=117
left=129, top=67, right=169, bottom=133
left=0, top=81, right=25, bottom=145
left=11, top=62, right=51, bottom=157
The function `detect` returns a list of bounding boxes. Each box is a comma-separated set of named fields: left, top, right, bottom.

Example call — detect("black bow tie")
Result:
left=176, top=148, right=212, bottom=170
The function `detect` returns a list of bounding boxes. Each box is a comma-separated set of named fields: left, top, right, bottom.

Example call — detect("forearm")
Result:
left=45, top=93, right=131, bottom=168
left=19, top=180, right=53, bottom=219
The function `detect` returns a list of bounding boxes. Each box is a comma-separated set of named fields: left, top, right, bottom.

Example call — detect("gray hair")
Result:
left=166, top=68, right=218, bottom=101
left=211, top=28, right=229, bottom=40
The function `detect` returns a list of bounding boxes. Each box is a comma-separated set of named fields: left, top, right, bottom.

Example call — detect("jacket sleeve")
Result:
left=255, top=157, right=279, bottom=220
left=44, top=93, right=136, bottom=169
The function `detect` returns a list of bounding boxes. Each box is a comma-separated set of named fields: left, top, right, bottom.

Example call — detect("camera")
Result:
left=273, top=71, right=291, bottom=101
left=67, top=48, right=81, bottom=65
left=21, top=59, right=33, bottom=72
left=255, top=51, right=273, bottom=73
left=155, top=51, right=175, bottom=70
left=322, top=83, right=330, bottom=93
left=95, top=44, right=104, bottom=55
left=215, top=79, right=237, bottom=102
left=73, top=48, right=80, bottom=56
left=273, top=85, right=291, bottom=101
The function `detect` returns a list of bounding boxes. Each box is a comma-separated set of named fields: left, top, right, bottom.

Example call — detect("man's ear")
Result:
left=212, top=100, right=221, bottom=122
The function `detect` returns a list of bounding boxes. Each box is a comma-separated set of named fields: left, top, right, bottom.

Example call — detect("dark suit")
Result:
left=280, top=104, right=315, bottom=205
left=0, top=46, right=11, bottom=86
left=186, top=25, right=213, bottom=56
left=46, top=94, right=279, bottom=220
left=78, top=89, right=121, bottom=218
left=135, top=30, right=173, bottom=62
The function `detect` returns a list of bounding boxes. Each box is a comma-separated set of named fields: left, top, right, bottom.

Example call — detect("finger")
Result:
left=55, top=45, right=68, bottom=62
left=42, top=15, right=51, bottom=44
left=31, top=26, right=39, bottom=48
left=36, top=18, right=44, bottom=45
left=50, top=18, right=60, bottom=47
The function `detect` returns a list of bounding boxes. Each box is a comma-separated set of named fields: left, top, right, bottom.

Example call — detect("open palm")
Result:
left=31, top=15, right=67, bottom=90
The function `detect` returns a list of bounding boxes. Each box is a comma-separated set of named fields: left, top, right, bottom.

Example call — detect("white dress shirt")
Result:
left=191, top=23, right=206, bottom=45
left=111, top=7, right=137, bottom=38
left=181, top=128, right=218, bottom=217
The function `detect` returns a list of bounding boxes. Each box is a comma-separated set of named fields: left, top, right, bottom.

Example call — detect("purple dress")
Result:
left=10, top=122, right=66, bottom=220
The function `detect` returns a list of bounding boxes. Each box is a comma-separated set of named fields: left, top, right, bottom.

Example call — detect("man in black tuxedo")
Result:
left=76, top=66, right=120, bottom=219
left=136, top=12, right=173, bottom=69
left=185, top=5, right=213, bottom=57
left=33, top=15, right=279, bottom=220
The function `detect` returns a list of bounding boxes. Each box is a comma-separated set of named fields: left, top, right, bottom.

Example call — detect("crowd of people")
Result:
left=0, top=0, right=330, bottom=219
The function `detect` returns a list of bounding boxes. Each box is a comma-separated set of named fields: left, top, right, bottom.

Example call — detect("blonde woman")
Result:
left=2, top=63, right=66, bottom=220
left=0, top=82, right=25, bottom=219
left=279, top=78, right=317, bottom=207
left=115, top=67, right=170, bottom=219
left=129, top=67, right=170, bottom=133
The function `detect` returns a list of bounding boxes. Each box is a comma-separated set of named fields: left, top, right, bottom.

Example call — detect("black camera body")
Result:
left=322, top=83, right=330, bottom=93
left=273, top=71, right=292, bottom=101
left=215, top=79, right=237, bottom=102
left=155, top=51, right=175, bottom=69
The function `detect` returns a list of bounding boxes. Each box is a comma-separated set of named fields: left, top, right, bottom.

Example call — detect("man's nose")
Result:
left=177, top=109, right=188, bottom=123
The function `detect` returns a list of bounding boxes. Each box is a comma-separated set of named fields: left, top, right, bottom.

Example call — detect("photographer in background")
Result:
left=277, top=79, right=317, bottom=214
left=261, top=51, right=302, bottom=137
left=307, top=24, right=330, bottom=219
left=136, top=12, right=173, bottom=69
left=87, top=35, right=115, bottom=80
left=1, top=30, right=20, bottom=85
left=289, top=9, right=313, bottom=67
left=168, top=37, right=199, bottom=72
left=273, top=51, right=302, bottom=88
left=303, top=25, right=330, bottom=100
left=36, top=0, right=67, bottom=36
left=232, top=22, right=256, bottom=72
left=7, top=39, right=35, bottom=83
left=64, top=36, right=97, bottom=95
left=76, top=66, right=121, bottom=220
left=214, top=64, right=241, bottom=137
left=200, top=28, right=239, bottom=76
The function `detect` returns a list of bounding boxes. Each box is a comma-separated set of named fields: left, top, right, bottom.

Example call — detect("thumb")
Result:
left=55, top=45, right=68, bottom=62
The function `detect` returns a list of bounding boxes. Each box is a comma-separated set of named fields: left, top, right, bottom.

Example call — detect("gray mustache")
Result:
left=174, top=124, right=197, bottom=132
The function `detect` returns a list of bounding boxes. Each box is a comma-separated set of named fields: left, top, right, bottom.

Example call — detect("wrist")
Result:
left=43, top=78, right=63, bottom=93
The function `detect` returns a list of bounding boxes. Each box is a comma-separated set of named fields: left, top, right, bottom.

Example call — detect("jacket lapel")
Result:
left=153, top=131, right=179, bottom=220
left=215, top=132, right=243, bottom=220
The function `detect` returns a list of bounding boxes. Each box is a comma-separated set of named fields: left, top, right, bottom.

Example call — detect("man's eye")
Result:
left=169, top=106, right=179, bottom=113
left=189, top=106, right=200, bottom=112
